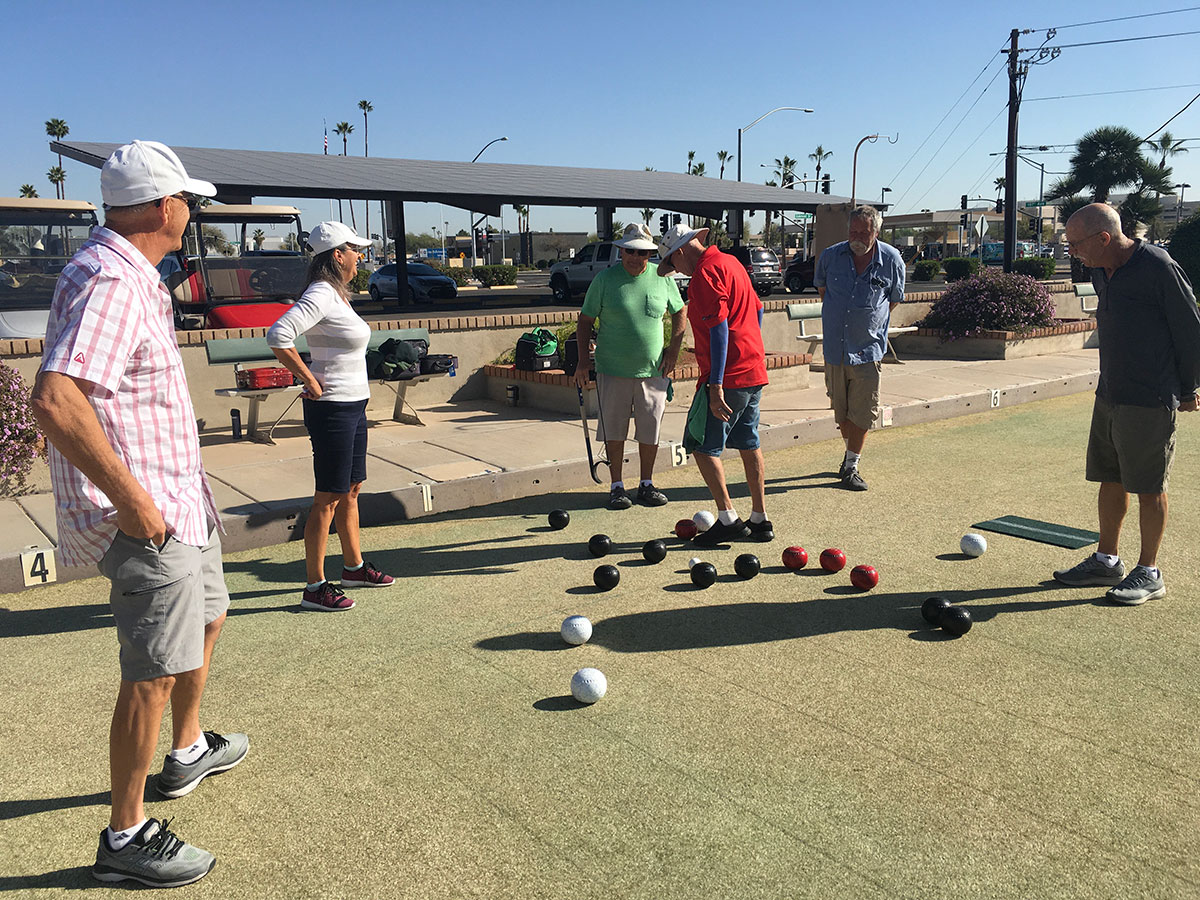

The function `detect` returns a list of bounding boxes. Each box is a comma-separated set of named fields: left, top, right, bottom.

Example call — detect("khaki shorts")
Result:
left=595, top=373, right=669, bottom=445
left=98, top=527, right=230, bottom=682
left=824, top=362, right=882, bottom=430
left=1086, top=396, right=1176, bottom=494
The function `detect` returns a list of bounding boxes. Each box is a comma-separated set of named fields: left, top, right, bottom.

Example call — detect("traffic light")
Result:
left=995, top=198, right=1004, bottom=214
left=659, top=214, right=669, bottom=234
left=960, top=213, right=968, bottom=228
left=822, top=174, right=831, bottom=195
left=961, top=194, right=968, bottom=210
left=673, top=214, right=681, bottom=226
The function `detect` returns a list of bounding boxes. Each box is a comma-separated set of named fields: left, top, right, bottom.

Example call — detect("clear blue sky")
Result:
left=7, top=0, right=1199, bottom=238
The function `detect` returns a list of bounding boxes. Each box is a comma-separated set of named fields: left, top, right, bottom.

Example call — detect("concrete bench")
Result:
left=787, top=302, right=918, bottom=363
left=206, top=327, right=446, bottom=443
left=1075, top=282, right=1098, bottom=314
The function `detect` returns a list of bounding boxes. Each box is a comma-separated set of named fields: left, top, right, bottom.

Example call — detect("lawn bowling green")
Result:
left=3, top=392, right=1199, bottom=898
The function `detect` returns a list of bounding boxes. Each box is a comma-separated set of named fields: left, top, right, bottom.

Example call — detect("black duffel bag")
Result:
left=514, top=327, right=559, bottom=372
left=420, top=354, right=458, bottom=375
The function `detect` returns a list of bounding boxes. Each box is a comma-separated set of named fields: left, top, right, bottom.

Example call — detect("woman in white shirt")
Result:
left=267, top=222, right=395, bottom=611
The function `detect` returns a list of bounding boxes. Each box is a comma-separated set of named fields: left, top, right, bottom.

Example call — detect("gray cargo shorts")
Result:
left=98, top=527, right=230, bottom=682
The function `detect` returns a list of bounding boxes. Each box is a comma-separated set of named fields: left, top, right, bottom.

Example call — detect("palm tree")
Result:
left=358, top=100, right=373, bottom=245
left=1146, top=131, right=1188, bottom=168
left=45, top=118, right=69, bottom=194
left=691, top=162, right=706, bottom=177
left=252, top=229, right=265, bottom=249
left=1051, top=126, right=1150, bottom=203
left=773, top=155, right=797, bottom=188
left=808, top=145, right=833, bottom=188
left=335, top=122, right=355, bottom=228
left=640, top=208, right=654, bottom=227
left=716, top=150, right=732, bottom=180
left=20, top=184, right=38, bottom=198
left=47, top=166, right=65, bottom=200
left=686, top=150, right=696, bottom=175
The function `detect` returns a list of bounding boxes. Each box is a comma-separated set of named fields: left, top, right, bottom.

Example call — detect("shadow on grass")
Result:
left=0, top=867, right=97, bottom=891
left=0, top=777, right=158, bottom=822
left=476, top=580, right=1094, bottom=653
left=533, top=695, right=588, bottom=711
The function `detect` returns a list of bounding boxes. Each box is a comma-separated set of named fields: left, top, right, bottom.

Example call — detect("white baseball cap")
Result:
left=306, top=221, right=373, bottom=254
left=100, top=140, right=217, bottom=208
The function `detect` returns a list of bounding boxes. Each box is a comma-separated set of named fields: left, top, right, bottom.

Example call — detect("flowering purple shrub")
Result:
left=0, top=362, right=46, bottom=497
left=919, top=268, right=1057, bottom=341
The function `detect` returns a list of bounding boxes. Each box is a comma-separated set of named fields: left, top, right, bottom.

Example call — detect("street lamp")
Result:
left=470, top=137, right=508, bottom=264
left=880, top=186, right=892, bottom=207
left=736, top=106, right=812, bottom=183
left=1176, top=183, right=1191, bottom=227
left=850, top=133, right=898, bottom=207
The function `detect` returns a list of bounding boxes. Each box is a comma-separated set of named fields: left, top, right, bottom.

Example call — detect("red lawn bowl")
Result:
left=675, top=519, right=699, bottom=539
left=850, top=564, right=879, bottom=590
left=819, top=548, right=847, bottom=572
left=782, top=546, right=808, bottom=570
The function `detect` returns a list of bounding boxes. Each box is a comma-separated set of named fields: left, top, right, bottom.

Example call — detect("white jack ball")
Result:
left=560, top=615, right=593, bottom=646
left=692, top=510, right=716, bottom=532
left=960, top=533, right=988, bottom=557
left=571, top=667, right=607, bottom=704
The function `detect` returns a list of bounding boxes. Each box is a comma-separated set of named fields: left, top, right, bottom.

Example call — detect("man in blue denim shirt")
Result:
left=814, top=205, right=905, bottom=490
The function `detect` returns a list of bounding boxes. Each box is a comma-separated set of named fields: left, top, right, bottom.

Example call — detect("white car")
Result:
left=548, top=240, right=688, bottom=303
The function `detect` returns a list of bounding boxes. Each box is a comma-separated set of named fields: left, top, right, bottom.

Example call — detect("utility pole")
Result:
left=1003, top=27, right=1019, bottom=273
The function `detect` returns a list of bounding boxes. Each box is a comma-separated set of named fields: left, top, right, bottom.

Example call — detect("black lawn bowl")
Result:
left=642, top=539, right=668, bottom=564
left=588, top=534, right=613, bottom=558
left=690, top=562, right=718, bottom=589
left=548, top=509, right=570, bottom=530
left=733, top=553, right=761, bottom=580
left=922, top=596, right=953, bottom=625
left=593, top=564, right=621, bottom=591
left=941, top=606, right=973, bottom=637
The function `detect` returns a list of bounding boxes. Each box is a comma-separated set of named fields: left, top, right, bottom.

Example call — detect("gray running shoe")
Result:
left=1106, top=565, right=1166, bottom=605
left=636, top=483, right=668, bottom=507
left=608, top=486, right=633, bottom=510
left=1052, top=555, right=1126, bottom=587
left=841, top=468, right=868, bottom=492
left=158, top=731, right=249, bottom=799
left=93, top=818, right=215, bottom=887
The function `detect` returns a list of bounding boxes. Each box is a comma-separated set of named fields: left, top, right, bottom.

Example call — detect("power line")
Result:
left=1143, top=91, right=1200, bottom=141
left=1017, top=29, right=1200, bottom=51
left=1026, top=83, right=1200, bottom=102
left=1040, top=6, right=1200, bottom=31
left=906, top=105, right=1007, bottom=212
left=891, top=64, right=1006, bottom=209
left=887, top=57, right=1002, bottom=189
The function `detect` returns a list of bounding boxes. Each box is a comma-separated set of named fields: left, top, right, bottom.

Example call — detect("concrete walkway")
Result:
left=0, top=349, right=1099, bottom=593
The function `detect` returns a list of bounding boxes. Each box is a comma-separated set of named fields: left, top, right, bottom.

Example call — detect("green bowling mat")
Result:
left=971, top=515, right=1100, bottom=549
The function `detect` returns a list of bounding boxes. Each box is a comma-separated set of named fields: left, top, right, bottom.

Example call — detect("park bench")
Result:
left=786, top=302, right=918, bottom=363
left=1074, top=282, right=1098, bottom=314
left=206, top=327, right=446, bottom=443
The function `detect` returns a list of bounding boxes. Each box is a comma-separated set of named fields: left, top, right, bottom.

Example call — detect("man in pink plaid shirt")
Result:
left=32, top=141, right=247, bottom=888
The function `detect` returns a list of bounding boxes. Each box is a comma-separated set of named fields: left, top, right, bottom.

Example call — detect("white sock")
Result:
left=105, top=819, right=148, bottom=851
left=749, top=511, right=767, bottom=524
left=1095, top=553, right=1120, bottom=568
left=1144, top=566, right=1161, bottom=578
left=843, top=450, right=861, bottom=469
left=640, top=479, right=653, bottom=487
left=344, top=561, right=364, bottom=572
left=718, top=508, right=739, bottom=525
left=611, top=481, right=624, bottom=490
left=169, top=734, right=208, bottom=765
left=307, top=580, right=326, bottom=592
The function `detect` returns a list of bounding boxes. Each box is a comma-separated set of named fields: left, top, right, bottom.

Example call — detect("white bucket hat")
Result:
left=100, top=140, right=217, bottom=208
left=657, top=224, right=709, bottom=275
left=613, top=222, right=659, bottom=251
left=306, top=221, right=373, bottom=254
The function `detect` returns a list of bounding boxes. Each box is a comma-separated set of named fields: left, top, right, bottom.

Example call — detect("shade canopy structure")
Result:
left=51, top=141, right=854, bottom=219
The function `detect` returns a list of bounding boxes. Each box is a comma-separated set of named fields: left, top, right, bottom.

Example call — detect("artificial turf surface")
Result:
left=1, top=391, right=1198, bottom=899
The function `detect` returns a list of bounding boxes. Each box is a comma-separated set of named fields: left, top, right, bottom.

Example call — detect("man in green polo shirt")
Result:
left=574, top=223, right=686, bottom=509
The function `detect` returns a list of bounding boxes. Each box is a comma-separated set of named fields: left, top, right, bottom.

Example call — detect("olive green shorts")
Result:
left=1085, top=396, right=1176, bottom=494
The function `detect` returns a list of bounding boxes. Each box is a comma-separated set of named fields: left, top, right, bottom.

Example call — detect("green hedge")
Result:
left=942, top=257, right=982, bottom=282
left=429, top=263, right=474, bottom=287
left=1169, top=211, right=1200, bottom=292
left=913, top=260, right=941, bottom=282
left=472, top=264, right=518, bottom=287
left=1011, top=257, right=1056, bottom=280
left=349, top=267, right=371, bottom=293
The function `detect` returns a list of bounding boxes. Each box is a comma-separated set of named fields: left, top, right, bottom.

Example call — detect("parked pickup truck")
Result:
left=548, top=240, right=688, bottom=303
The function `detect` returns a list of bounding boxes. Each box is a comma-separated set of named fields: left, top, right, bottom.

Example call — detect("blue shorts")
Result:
left=303, top=398, right=368, bottom=494
left=695, top=385, right=763, bottom=456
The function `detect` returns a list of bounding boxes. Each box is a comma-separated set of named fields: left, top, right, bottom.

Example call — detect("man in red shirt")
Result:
left=659, top=225, right=772, bottom=546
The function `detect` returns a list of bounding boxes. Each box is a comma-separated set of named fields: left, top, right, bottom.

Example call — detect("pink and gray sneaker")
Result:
left=300, top=581, right=355, bottom=612
left=341, top=561, right=395, bottom=588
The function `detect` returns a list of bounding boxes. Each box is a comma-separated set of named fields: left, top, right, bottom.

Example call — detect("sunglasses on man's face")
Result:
left=158, top=192, right=198, bottom=213
left=624, top=248, right=652, bottom=257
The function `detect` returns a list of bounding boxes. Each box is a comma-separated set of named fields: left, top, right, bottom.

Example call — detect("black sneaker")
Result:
left=636, top=483, right=668, bottom=507
left=93, top=818, right=215, bottom=887
left=841, top=468, right=868, bottom=491
left=747, top=519, right=775, bottom=542
left=694, top=517, right=751, bottom=546
left=608, top=486, right=633, bottom=510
